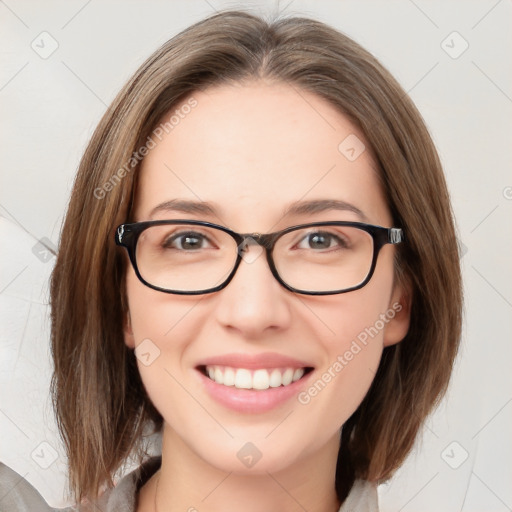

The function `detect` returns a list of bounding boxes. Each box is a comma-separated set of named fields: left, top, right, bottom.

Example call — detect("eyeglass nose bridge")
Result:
left=236, top=232, right=277, bottom=255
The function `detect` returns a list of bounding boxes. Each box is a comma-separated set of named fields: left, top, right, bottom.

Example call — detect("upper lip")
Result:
left=196, top=352, right=314, bottom=370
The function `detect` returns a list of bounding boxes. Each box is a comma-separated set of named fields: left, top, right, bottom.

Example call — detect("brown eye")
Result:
left=163, top=231, right=212, bottom=250
left=295, top=231, right=348, bottom=250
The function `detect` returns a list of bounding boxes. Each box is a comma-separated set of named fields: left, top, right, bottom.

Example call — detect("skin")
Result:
left=123, top=80, right=411, bottom=512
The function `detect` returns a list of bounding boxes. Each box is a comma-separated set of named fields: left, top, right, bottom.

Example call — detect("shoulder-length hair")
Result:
left=50, top=9, right=463, bottom=504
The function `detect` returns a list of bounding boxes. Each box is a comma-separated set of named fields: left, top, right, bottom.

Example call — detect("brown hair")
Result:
left=50, top=9, right=463, bottom=504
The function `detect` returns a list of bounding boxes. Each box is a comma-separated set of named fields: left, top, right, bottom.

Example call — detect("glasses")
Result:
left=115, top=220, right=404, bottom=296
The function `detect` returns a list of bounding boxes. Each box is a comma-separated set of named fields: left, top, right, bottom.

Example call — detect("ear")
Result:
left=123, top=309, right=136, bottom=349
left=383, top=279, right=412, bottom=347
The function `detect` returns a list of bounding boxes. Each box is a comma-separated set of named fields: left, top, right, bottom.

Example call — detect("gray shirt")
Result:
left=0, top=457, right=378, bottom=511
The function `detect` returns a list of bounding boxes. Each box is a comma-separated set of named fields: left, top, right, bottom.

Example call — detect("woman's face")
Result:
left=124, top=80, right=410, bottom=474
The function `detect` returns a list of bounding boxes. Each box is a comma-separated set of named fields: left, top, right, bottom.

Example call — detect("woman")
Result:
left=0, top=9, right=462, bottom=512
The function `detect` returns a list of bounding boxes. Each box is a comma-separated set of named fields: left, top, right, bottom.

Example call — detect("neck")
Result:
left=150, top=423, right=341, bottom=512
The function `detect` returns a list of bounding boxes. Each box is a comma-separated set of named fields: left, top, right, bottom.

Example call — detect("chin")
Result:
left=201, top=440, right=305, bottom=476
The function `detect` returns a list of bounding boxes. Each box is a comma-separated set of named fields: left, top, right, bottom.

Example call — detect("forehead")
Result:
left=134, top=80, right=391, bottom=229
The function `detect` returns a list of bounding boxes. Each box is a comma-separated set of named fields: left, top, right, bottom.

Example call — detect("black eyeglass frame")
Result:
left=115, top=220, right=404, bottom=296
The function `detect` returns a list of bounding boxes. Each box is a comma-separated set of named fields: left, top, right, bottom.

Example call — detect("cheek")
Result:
left=124, top=270, right=202, bottom=406
left=125, top=259, right=218, bottom=338
left=294, top=301, right=385, bottom=441
left=299, top=256, right=395, bottom=424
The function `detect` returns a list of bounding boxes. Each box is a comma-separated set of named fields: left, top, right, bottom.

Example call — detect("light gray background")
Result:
left=1, top=1, right=511, bottom=510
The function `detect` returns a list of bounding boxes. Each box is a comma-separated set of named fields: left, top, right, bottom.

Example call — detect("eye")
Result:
left=296, top=231, right=348, bottom=250
left=163, top=231, right=213, bottom=251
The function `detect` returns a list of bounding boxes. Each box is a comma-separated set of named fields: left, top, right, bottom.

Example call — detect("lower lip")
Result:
left=196, top=369, right=314, bottom=414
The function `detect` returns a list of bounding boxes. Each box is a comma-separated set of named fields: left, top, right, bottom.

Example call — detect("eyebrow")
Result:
left=148, top=198, right=368, bottom=222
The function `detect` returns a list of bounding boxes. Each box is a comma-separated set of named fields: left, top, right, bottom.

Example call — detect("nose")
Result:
left=213, top=244, right=292, bottom=338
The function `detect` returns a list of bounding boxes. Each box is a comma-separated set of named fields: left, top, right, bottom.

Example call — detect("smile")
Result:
left=199, top=365, right=314, bottom=390
left=194, top=352, right=316, bottom=413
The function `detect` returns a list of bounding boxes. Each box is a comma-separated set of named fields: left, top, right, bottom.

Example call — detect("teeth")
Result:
left=253, top=369, right=270, bottom=390
left=282, top=368, right=294, bottom=386
left=234, top=369, right=252, bottom=389
left=293, top=368, right=304, bottom=382
left=269, top=368, right=282, bottom=388
left=204, top=365, right=306, bottom=390
left=223, top=367, right=235, bottom=386
left=214, top=367, right=224, bottom=384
